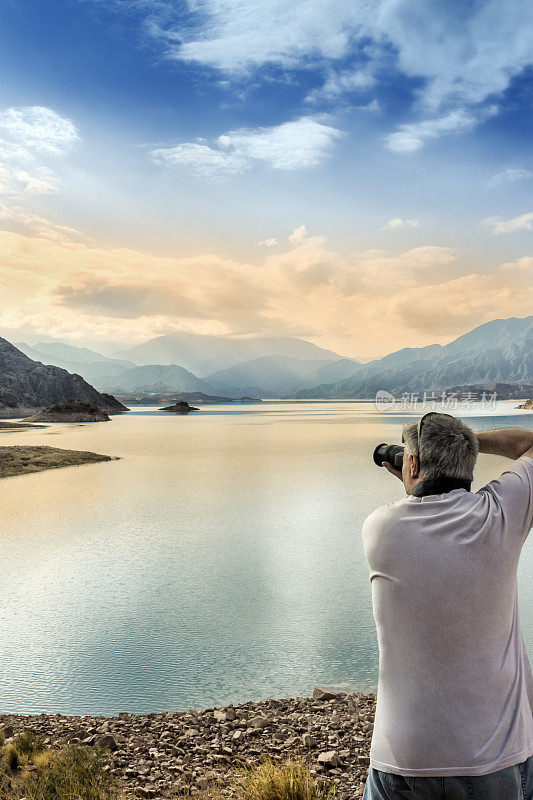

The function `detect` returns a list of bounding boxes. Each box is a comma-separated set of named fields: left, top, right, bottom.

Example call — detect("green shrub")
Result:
left=237, top=759, right=334, bottom=800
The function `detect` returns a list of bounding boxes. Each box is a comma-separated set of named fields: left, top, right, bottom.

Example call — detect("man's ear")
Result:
left=409, top=453, right=420, bottom=479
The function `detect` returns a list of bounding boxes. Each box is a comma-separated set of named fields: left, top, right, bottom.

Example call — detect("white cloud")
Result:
left=484, top=211, right=533, bottom=235
left=0, top=106, right=80, bottom=199
left=385, top=109, right=486, bottom=152
left=125, top=0, right=533, bottom=147
left=151, top=117, right=343, bottom=177
left=384, top=217, right=419, bottom=230
left=152, top=142, right=245, bottom=176
left=356, top=99, right=380, bottom=113
left=0, top=107, right=79, bottom=155
left=288, top=224, right=308, bottom=245
left=488, top=168, right=533, bottom=187
left=165, top=1, right=361, bottom=72
left=306, top=68, right=375, bottom=103
left=255, top=237, right=278, bottom=247
left=0, top=164, right=58, bottom=197
left=0, top=202, right=85, bottom=245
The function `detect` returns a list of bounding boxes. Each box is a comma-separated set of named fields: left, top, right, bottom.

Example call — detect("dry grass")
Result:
left=235, top=759, right=334, bottom=800
left=0, top=736, right=120, bottom=800
left=0, top=445, right=113, bottom=479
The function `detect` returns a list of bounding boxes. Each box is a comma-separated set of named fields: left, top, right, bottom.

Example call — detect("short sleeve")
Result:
left=477, top=455, right=533, bottom=540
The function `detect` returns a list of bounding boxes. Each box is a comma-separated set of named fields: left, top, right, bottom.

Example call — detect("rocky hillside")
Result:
left=0, top=337, right=127, bottom=418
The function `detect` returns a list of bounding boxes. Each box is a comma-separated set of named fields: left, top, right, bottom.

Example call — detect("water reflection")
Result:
left=0, top=401, right=531, bottom=714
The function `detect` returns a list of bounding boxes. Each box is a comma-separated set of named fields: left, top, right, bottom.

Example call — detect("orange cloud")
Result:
left=1, top=223, right=531, bottom=357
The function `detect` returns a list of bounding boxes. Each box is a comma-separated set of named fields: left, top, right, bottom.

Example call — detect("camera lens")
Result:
left=373, top=443, right=404, bottom=470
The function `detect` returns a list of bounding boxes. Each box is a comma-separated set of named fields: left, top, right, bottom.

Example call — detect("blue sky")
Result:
left=0, top=0, right=532, bottom=357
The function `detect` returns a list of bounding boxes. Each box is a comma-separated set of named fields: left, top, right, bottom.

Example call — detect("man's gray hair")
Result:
left=403, top=414, right=478, bottom=481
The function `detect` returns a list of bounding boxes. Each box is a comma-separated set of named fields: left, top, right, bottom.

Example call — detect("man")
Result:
left=362, top=412, right=533, bottom=800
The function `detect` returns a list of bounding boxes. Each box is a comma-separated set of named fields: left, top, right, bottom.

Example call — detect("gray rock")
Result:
left=249, top=716, right=268, bottom=729
left=318, top=751, right=341, bottom=768
left=313, top=688, right=342, bottom=701
left=95, top=734, right=118, bottom=752
left=135, top=785, right=157, bottom=798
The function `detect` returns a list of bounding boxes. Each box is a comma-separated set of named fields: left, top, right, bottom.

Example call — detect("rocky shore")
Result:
left=0, top=690, right=375, bottom=799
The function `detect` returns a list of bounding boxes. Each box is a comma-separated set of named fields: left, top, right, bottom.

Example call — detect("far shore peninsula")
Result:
left=0, top=445, right=116, bottom=479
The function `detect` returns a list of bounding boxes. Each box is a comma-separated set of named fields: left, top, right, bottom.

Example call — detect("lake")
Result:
left=1, top=400, right=532, bottom=715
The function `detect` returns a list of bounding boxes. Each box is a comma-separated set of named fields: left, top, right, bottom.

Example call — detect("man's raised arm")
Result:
left=476, top=428, right=533, bottom=460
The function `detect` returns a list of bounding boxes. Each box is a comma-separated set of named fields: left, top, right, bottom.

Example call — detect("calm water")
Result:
left=1, top=401, right=532, bottom=715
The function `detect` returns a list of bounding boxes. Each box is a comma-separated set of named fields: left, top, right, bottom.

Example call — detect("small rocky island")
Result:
left=160, top=401, right=199, bottom=414
left=0, top=445, right=115, bottom=479
left=23, top=400, right=112, bottom=423
left=516, top=398, right=533, bottom=410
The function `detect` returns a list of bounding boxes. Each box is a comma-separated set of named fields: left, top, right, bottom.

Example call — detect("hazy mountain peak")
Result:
left=444, top=315, right=533, bottom=354
left=120, top=333, right=346, bottom=377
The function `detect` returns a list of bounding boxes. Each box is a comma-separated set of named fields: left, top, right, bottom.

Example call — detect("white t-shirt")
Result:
left=362, top=455, right=533, bottom=777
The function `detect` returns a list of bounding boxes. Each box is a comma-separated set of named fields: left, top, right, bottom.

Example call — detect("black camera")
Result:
left=373, top=443, right=404, bottom=470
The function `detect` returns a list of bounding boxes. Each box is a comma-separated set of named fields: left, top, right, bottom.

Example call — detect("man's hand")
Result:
left=383, top=461, right=403, bottom=481
left=476, top=428, right=533, bottom=460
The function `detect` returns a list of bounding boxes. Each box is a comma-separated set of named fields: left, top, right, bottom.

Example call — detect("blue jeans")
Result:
left=363, top=757, right=533, bottom=799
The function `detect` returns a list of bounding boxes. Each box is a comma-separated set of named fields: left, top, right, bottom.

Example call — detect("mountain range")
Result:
left=291, top=316, right=533, bottom=398
left=117, top=332, right=342, bottom=375
left=16, top=334, right=359, bottom=398
left=17, top=341, right=135, bottom=385
left=8, top=316, right=533, bottom=402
